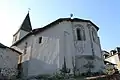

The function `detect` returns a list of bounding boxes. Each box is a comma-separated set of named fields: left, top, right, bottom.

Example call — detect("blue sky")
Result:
left=0, top=0, right=119, bottom=51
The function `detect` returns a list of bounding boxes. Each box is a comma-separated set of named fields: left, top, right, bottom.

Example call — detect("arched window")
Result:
left=75, top=25, right=85, bottom=41
left=76, top=28, right=82, bottom=40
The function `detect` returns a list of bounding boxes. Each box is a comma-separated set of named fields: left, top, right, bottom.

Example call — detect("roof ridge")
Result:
left=11, top=17, right=99, bottom=46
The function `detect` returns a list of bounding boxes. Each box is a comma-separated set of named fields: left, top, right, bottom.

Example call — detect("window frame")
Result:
left=39, top=37, right=42, bottom=44
left=76, top=28, right=82, bottom=40
left=75, top=25, right=86, bottom=41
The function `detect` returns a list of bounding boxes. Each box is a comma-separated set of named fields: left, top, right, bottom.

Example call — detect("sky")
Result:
left=0, top=0, right=120, bottom=51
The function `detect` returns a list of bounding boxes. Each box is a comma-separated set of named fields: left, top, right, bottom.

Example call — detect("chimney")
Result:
left=110, top=50, right=117, bottom=55
left=117, top=47, right=120, bottom=53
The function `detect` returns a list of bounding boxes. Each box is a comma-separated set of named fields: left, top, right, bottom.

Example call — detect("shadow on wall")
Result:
left=18, top=60, right=28, bottom=78
left=19, top=58, right=58, bottom=77
left=75, top=55, right=105, bottom=74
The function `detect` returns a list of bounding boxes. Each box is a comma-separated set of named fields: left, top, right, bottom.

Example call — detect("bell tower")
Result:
left=12, top=12, right=32, bottom=44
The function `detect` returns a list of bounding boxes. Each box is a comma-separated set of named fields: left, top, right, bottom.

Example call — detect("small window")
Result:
left=25, top=42, right=27, bottom=45
left=24, top=42, right=27, bottom=54
left=92, top=30, right=95, bottom=42
left=75, top=25, right=86, bottom=41
left=0, top=68, right=1, bottom=73
left=39, top=37, right=42, bottom=43
left=76, top=28, right=82, bottom=40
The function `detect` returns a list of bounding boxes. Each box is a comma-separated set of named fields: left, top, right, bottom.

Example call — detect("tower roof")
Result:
left=13, top=13, right=32, bottom=36
left=20, top=12, right=32, bottom=32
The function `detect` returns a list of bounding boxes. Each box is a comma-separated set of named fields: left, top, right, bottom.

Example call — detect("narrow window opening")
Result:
left=92, top=30, right=95, bottom=42
left=24, top=42, right=27, bottom=54
left=39, top=37, right=42, bottom=43
left=83, top=29, right=86, bottom=40
left=0, top=68, right=1, bottom=74
left=25, top=42, right=27, bottom=47
left=76, top=28, right=82, bottom=40
left=75, top=25, right=86, bottom=41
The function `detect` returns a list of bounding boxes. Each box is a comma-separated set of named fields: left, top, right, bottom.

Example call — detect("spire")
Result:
left=20, top=12, right=32, bottom=32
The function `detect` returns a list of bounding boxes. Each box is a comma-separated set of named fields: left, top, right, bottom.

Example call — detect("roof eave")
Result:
left=11, top=18, right=99, bottom=46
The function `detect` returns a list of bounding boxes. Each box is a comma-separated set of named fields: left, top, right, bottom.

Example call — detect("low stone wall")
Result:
left=86, top=74, right=120, bottom=80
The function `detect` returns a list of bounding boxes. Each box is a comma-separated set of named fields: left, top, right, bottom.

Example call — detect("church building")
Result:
left=11, top=13, right=105, bottom=77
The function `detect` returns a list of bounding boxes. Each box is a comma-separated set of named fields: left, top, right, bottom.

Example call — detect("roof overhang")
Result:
left=11, top=18, right=99, bottom=46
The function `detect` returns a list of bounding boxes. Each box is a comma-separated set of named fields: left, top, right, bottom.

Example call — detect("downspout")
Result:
left=19, top=55, right=22, bottom=64
left=17, top=54, right=22, bottom=78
